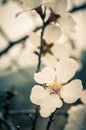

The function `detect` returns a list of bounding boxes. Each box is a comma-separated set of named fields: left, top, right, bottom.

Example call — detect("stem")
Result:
left=70, top=3, right=86, bottom=13
left=36, top=20, right=45, bottom=72
left=46, top=109, right=57, bottom=130
left=0, top=112, right=16, bottom=130
left=31, top=108, right=39, bottom=130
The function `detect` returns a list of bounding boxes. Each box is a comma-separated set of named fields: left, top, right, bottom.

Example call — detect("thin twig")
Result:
left=0, top=36, right=28, bottom=56
left=9, top=109, right=36, bottom=115
left=0, top=112, right=16, bottom=130
left=31, top=108, right=39, bottom=130
left=46, top=109, right=57, bottom=130
left=69, top=2, right=86, bottom=13
left=36, top=20, right=45, bottom=72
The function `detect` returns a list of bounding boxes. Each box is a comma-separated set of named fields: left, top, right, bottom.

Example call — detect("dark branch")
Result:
left=0, top=3, right=86, bottom=57
left=0, top=112, right=16, bottom=130
left=9, top=109, right=36, bottom=115
left=0, top=36, right=28, bottom=56
left=46, top=109, right=57, bottom=130
left=70, top=3, right=86, bottom=13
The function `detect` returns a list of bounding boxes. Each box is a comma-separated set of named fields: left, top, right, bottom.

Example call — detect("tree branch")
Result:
left=69, top=2, right=86, bottom=13
left=0, top=112, right=16, bottom=130
left=9, top=109, right=36, bottom=115
left=0, top=36, right=28, bottom=56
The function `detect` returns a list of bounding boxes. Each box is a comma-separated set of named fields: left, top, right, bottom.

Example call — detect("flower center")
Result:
left=48, top=81, right=62, bottom=94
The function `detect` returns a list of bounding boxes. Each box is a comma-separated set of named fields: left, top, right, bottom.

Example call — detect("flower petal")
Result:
left=34, top=66, right=56, bottom=84
left=60, top=79, right=83, bottom=103
left=30, top=85, right=49, bottom=105
left=52, top=43, right=71, bottom=59
left=29, top=32, right=40, bottom=47
left=56, top=58, right=79, bottom=83
left=80, top=90, right=86, bottom=105
left=40, top=94, right=62, bottom=117
left=42, top=54, right=58, bottom=68
left=40, top=107, right=51, bottom=118
left=40, top=94, right=62, bottom=109
left=23, top=0, right=43, bottom=9
left=45, top=0, right=67, bottom=15
left=58, top=13, right=76, bottom=31
left=43, top=24, right=62, bottom=43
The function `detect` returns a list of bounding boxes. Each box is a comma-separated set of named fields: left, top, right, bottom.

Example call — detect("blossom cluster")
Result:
left=22, top=0, right=84, bottom=118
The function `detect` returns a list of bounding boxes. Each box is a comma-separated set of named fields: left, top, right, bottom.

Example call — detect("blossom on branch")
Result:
left=45, top=0, right=76, bottom=31
left=30, top=58, right=83, bottom=117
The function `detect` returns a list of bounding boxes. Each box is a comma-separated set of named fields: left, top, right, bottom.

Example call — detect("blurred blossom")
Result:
left=30, top=58, right=83, bottom=117
left=8, top=44, right=23, bottom=60
left=0, top=1, right=34, bottom=41
left=64, top=90, right=86, bottom=130
left=0, top=55, right=12, bottom=72
left=17, top=42, right=38, bottom=68
left=0, top=33, right=8, bottom=51
left=64, top=105, right=86, bottom=130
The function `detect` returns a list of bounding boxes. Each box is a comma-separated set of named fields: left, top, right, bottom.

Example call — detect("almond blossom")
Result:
left=23, top=0, right=76, bottom=32
left=64, top=105, right=86, bottom=130
left=25, top=25, right=63, bottom=67
left=30, top=58, right=83, bottom=117
left=26, top=31, right=81, bottom=68
left=64, top=90, right=86, bottom=130
left=45, top=0, right=76, bottom=31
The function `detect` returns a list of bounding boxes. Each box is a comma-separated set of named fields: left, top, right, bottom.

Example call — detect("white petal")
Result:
left=80, top=90, right=86, bottom=105
left=23, top=0, right=42, bottom=9
left=42, top=54, right=58, bottom=68
left=40, top=94, right=62, bottom=117
left=45, top=0, right=67, bottom=15
left=43, top=24, right=62, bottom=43
left=56, top=58, right=79, bottom=83
left=58, top=13, right=76, bottom=31
left=40, top=94, right=62, bottom=109
left=40, top=107, right=51, bottom=118
left=30, top=85, right=49, bottom=105
left=34, top=66, right=56, bottom=84
left=52, top=43, right=71, bottom=59
left=54, top=0, right=67, bottom=14
left=60, top=79, right=83, bottom=103
left=29, top=32, right=40, bottom=47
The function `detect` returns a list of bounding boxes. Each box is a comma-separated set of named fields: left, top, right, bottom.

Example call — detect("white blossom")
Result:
left=45, top=0, right=76, bottom=31
left=64, top=89, right=86, bottom=130
left=30, top=58, right=83, bottom=117
left=64, top=105, right=86, bottom=130
left=26, top=31, right=76, bottom=68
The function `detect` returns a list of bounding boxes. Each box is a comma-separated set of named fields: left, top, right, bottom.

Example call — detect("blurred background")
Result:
left=0, top=0, right=86, bottom=130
